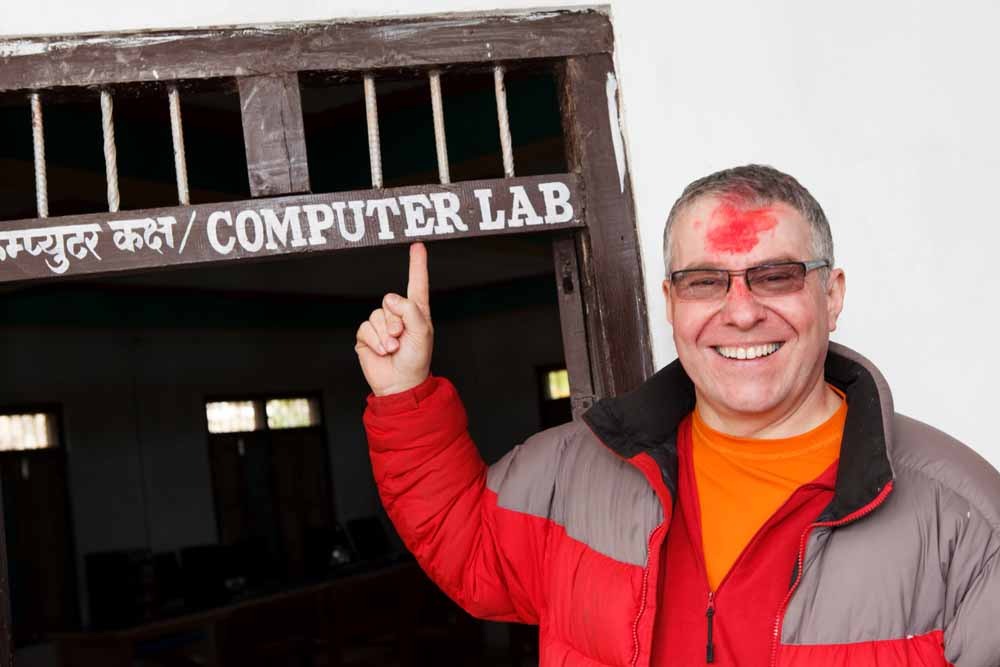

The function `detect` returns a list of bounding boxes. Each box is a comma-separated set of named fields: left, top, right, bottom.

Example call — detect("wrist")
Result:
left=373, top=374, right=432, bottom=397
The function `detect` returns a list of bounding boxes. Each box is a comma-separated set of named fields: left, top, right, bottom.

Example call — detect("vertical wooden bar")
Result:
left=30, top=93, right=48, bottom=219
left=493, top=65, right=515, bottom=178
left=237, top=73, right=311, bottom=197
left=428, top=70, right=451, bottom=185
left=552, top=235, right=597, bottom=418
left=167, top=85, right=190, bottom=205
left=101, top=89, right=121, bottom=212
left=559, top=55, right=653, bottom=398
left=364, top=75, right=383, bottom=189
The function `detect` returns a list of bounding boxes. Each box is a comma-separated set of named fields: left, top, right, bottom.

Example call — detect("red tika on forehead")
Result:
left=705, top=202, right=779, bottom=254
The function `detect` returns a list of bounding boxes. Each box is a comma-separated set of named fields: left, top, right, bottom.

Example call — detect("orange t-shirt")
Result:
left=692, top=393, right=846, bottom=591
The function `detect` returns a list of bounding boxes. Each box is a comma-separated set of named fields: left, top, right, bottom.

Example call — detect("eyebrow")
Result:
left=675, top=255, right=801, bottom=272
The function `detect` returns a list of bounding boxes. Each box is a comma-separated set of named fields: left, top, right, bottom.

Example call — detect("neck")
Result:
left=695, top=377, right=843, bottom=439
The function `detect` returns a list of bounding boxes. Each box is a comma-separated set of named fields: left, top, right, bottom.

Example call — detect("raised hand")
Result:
left=355, top=242, right=434, bottom=396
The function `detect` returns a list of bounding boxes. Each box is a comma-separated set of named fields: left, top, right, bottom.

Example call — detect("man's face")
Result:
left=663, top=195, right=845, bottom=421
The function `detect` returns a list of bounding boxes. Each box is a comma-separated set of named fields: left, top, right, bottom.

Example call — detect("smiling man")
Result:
left=357, top=165, right=1000, bottom=666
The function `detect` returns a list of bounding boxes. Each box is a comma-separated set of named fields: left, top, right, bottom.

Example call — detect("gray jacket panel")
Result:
left=782, top=413, right=1000, bottom=666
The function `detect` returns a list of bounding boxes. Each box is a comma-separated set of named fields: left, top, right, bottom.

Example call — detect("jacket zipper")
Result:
left=768, top=482, right=894, bottom=667
left=692, top=482, right=819, bottom=665
left=631, top=523, right=665, bottom=667
left=705, top=591, right=716, bottom=663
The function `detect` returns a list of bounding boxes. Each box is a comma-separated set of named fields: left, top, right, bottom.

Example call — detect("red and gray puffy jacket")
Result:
left=363, top=343, right=1000, bottom=666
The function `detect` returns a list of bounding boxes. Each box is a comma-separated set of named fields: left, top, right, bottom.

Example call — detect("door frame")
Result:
left=0, top=10, right=654, bottom=661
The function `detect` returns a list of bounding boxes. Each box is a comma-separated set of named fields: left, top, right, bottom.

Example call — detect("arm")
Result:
left=944, top=541, right=1000, bottom=666
left=355, top=243, right=548, bottom=622
left=364, top=375, right=549, bottom=622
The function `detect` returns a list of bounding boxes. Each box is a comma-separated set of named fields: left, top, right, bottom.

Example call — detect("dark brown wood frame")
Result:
left=0, top=9, right=652, bottom=663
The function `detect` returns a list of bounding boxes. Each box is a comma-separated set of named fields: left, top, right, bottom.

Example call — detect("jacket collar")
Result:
left=582, top=342, right=895, bottom=522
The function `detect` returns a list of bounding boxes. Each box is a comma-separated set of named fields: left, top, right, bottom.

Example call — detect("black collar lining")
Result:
left=582, top=347, right=894, bottom=522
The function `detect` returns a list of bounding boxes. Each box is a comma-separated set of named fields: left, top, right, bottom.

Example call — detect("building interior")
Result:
left=0, top=61, right=573, bottom=666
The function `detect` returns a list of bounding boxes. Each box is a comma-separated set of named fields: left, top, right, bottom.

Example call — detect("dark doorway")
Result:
left=0, top=13, right=651, bottom=667
left=0, top=427, right=78, bottom=646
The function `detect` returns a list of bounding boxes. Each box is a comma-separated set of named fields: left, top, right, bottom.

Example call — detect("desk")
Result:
left=54, top=561, right=475, bottom=667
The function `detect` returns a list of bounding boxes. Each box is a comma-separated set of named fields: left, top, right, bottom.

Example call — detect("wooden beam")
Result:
left=238, top=74, right=311, bottom=197
left=559, top=55, right=653, bottom=398
left=0, top=174, right=583, bottom=284
left=0, top=10, right=613, bottom=93
left=552, top=234, right=596, bottom=419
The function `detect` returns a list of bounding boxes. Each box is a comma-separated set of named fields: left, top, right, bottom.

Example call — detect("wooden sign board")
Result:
left=0, top=174, right=582, bottom=284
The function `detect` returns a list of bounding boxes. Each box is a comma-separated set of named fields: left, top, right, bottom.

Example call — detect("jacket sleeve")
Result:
left=363, top=376, right=552, bottom=624
left=943, top=519, right=1000, bottom=666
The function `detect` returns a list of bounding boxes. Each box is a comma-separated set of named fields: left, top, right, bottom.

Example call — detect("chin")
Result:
left=708, top=387, right=783, bottom=417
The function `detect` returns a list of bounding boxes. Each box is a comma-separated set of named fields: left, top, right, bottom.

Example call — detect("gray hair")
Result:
left=662, top=164, right=834, bottom=275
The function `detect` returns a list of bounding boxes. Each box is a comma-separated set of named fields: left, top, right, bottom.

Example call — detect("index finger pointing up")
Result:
left=407, top=242, right=431, bottom=315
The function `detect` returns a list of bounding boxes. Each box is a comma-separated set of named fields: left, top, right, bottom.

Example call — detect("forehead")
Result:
left=671, top=195, right=813, bottom=269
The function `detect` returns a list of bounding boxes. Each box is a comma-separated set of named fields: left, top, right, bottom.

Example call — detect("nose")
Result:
left=719, top=274, right=767, bottom=329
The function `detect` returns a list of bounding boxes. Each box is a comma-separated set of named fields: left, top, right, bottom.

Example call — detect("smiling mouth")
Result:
left=713, top=342, right=783, bottom=360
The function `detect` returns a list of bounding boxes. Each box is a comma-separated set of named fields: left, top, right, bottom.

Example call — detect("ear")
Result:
left=825, top=268, right=846, bottom=332
left=662, top=279, right=674, bottom=326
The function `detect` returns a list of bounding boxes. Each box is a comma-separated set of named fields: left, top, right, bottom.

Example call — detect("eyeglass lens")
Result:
left=673, top=263, right=808, bottom=300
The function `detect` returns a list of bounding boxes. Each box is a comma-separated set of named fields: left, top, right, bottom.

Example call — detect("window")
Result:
left=205, top=400, right=258, bottom=434
left=265, top=398, right=319, bottom=430
left=205, top=397, right=320, bottom=434
left=0, top=412, right=58, bottom=452
left=544, top=369, right=571, bottom=401
left=538, top=366, right=572, bottom=429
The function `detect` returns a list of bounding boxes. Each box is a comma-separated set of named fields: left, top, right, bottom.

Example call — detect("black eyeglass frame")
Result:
left=668, top=259, right=831, bottom=301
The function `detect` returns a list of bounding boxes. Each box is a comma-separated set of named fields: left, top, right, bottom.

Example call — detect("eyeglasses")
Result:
left=669, top=259, right=830, bottom=301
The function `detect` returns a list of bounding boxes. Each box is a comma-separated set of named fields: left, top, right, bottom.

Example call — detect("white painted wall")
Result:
left=5, top=0, right=999, bottom=469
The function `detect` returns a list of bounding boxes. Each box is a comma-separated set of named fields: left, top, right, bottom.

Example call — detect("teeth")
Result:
left=715, top=343, right=781, bottom=360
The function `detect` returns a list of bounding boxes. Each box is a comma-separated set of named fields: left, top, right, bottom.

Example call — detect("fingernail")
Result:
left=377, top=342, right=387, bottom=355
left=386, top=338, right=398, bottom=352
left=386, top=294, right=399, bottom=305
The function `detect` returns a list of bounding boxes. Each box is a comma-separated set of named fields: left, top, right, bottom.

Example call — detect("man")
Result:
left=356, top=165, right=999, bottom=666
